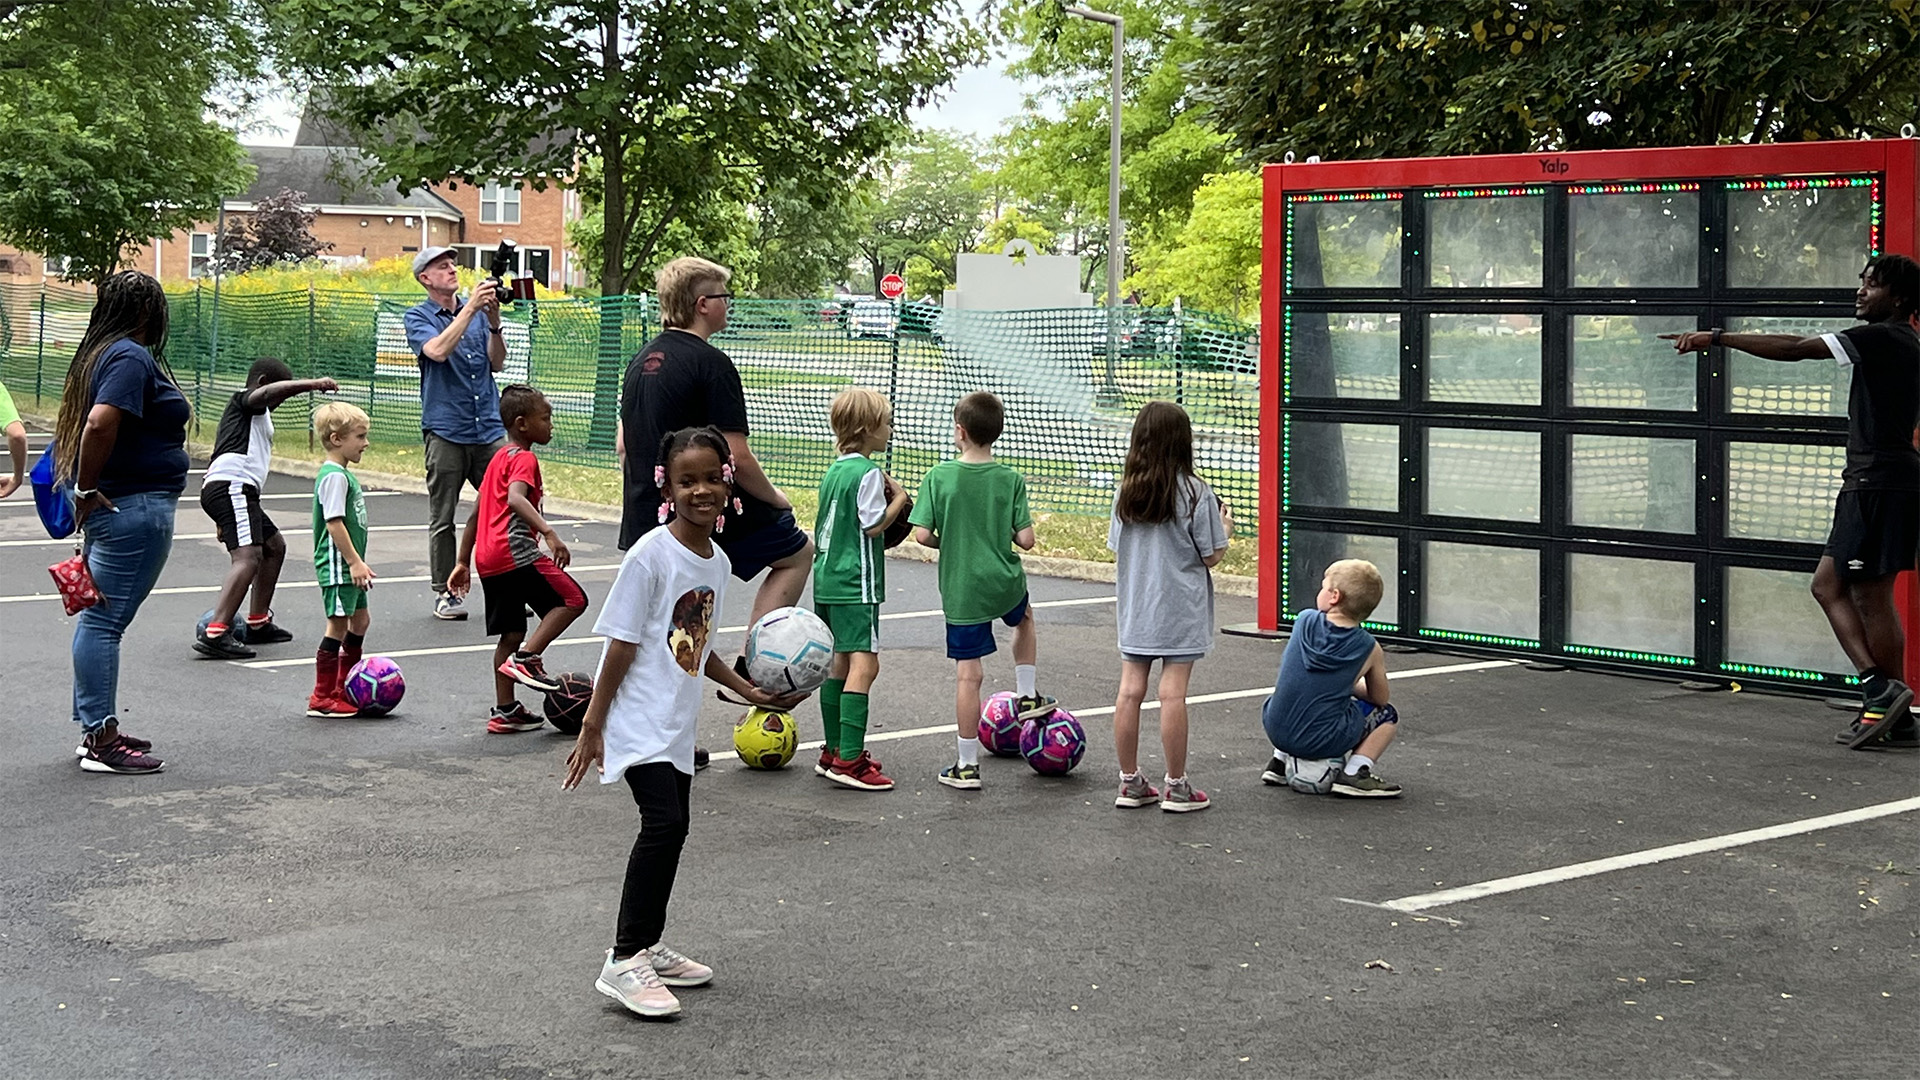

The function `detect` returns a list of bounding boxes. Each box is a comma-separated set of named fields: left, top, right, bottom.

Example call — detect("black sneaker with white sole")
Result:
left=1261, top=755, right=1287, bottom=786
left=243, top=619, right=294, bottom=645
left=193, top=627, right=256, bottom=659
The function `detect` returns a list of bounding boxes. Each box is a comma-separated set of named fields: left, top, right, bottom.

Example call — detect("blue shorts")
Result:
left=715, top=508, right=810, bottom=581
left=946, top=594, right=1031, bottom=661
left=1264, top=697, right=1400, bottom=760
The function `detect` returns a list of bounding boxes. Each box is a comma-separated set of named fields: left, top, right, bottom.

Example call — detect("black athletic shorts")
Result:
left=714, top=508, right=811, bottom=581
left=480, top=557, right=588, bottom=637
left=200, top=480, right=279, bottom=551
left=1824, top=489, right=1920, bottom=581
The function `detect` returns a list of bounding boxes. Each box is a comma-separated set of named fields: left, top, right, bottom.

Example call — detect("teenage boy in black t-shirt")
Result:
left=615, top=258, right=816, bottom=768
left=1664, top=253, right=1920, bottom=749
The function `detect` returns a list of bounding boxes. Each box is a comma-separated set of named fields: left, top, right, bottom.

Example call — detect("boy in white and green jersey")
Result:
left=308, top=402, right=375, bottom=718
left=811, top=388, right=910, bottom=792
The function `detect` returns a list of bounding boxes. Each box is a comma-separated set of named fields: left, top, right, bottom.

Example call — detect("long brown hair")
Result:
left=54, top=271, right=173, bottom=483
left=1115, top=400, right=1196, bottom=524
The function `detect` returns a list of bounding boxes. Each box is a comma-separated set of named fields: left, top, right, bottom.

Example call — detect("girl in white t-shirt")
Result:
left=563, top=426, right=804, bottom=1019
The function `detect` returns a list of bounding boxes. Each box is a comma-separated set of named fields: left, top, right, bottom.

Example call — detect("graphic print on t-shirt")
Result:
left=667, top=586, right=716, bottom=675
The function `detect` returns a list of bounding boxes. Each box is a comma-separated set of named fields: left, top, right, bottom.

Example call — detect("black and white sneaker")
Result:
left=1260, top=755, right=1288, bottom=786
left=193, top=627, right=256, bottom=660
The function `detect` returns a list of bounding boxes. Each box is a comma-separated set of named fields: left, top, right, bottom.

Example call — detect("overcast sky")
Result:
left=242, top=53, right=1031, bottom=146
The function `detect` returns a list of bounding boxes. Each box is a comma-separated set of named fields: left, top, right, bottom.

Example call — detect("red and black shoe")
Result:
left=499, top=651, right=563, bottom=693
left=78, top=733, right=165, bottom=774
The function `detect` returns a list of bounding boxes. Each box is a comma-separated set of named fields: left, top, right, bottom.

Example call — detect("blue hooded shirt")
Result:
left=1262, top=608, right=1378, bottom=759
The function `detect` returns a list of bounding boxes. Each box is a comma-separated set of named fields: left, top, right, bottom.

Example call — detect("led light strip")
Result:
left=1565, top=643, right=1694, bottom=666
left=1418, top=627, right=1540, bottom=648
left=1423, top=186, right=1545, bottom=199
left=1567, top=182, right=1701, bottom=195
left=1286, top=191, right=1404, bottom=203
left=1719, top=661, right=1858, bottom=685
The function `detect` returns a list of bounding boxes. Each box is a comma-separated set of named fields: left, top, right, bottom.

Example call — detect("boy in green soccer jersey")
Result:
left=910, top=391, right=1058, bottom=790
left=811, top=388, right=911, bottom=792
left=308, top=402, right=374, bottom=718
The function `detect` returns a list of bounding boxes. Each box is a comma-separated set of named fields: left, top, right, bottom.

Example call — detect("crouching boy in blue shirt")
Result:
left=1260, top=559, right=1402, bottom=798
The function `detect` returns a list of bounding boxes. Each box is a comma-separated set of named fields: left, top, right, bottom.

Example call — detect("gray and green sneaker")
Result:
left=938, top=762, right=982, bottom=790
left=1331, top=765, right=1402, bottom=798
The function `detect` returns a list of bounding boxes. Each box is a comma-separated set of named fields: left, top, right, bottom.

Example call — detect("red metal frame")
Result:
left=1259, top=139, right=1920, bottom=683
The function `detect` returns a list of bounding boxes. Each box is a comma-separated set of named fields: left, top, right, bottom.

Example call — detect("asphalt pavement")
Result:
left=0, top=435, right=1914, bottom=1080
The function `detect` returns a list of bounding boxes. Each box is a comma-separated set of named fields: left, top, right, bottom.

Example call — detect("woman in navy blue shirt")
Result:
left=53, top=271, right=190, bottom=774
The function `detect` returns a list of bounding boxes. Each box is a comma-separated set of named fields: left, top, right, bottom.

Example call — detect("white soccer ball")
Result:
left=745, top=606, right=834, bottom=695
left=1281, top=751, right=1347, bottom=795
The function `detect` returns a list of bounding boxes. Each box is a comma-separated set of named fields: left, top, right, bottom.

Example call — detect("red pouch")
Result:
left=49, top=548, right=102, bottom=616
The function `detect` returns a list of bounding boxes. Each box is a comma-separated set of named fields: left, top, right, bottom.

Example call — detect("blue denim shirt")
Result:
left=404, top=297, right=507, bottom=445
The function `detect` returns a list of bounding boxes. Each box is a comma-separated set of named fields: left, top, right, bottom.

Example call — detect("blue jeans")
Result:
left=72, top=491, right=178, bottom=733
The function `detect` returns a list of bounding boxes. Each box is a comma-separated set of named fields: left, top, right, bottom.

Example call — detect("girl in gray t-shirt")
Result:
left=1106, top=401, right=1232, bottom=814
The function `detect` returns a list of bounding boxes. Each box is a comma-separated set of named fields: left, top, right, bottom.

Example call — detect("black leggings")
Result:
left=616, top=763, right=693, bottom=957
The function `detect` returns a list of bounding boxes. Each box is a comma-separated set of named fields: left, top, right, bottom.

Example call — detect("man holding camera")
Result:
left=405, top=245, right=508, bottom=620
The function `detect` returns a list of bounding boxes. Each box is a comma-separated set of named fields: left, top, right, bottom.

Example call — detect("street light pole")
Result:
left=1062, top=2, right=1124, bottom=403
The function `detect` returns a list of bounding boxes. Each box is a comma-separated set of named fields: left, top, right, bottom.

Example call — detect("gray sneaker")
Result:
left=1114, top=772, right=1160, bottom=809
left=1161, top=776, right=1211, bottom=812
left=647, top=942, right=713, bottom=987
left=596, top=949, right=681, bottom=1017
left=433, top=592, right=469, bottom=621
left=1331, top=765, right=1402, bottom=798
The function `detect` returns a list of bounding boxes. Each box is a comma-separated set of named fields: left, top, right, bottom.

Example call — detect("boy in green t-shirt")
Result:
left=0, top=379, right=27, bottom=499
left=811, top=387, right=911, bottom=792
left=909, top=391, right=1058, bottom=790
left=309, top=402, right=374, bottom=718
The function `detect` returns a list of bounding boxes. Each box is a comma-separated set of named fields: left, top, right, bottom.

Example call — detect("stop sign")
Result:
left=879, top=273, right=906, bottom=300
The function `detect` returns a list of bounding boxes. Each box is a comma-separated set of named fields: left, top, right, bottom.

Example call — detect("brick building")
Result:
left=0, top=111, right=585, bottom=291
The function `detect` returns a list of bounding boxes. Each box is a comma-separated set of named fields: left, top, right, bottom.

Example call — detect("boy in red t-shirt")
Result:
left=449, top=385, right=589, bottom=733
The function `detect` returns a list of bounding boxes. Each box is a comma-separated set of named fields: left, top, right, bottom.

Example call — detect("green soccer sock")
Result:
left=819, top=677, right=845, bottom=759
left=840, top=691, right=869, bottom=759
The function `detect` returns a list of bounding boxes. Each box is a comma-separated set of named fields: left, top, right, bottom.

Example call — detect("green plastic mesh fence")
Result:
left=0, top=283, right=1263, bottom=530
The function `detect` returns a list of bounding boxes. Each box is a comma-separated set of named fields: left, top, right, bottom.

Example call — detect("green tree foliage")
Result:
left=271, top=0, right=984, bottom=297
left=975, top=207, right=1058, bottom=256
left=0, top=0, right=258, bottom=284
left=850, top=130, right=992, bottom=295
left=1193, top=0, right=1920, bottom=161
left=997, top=0, right=1231, bottom=294
left=1128, top=169, right=1260, bottom=318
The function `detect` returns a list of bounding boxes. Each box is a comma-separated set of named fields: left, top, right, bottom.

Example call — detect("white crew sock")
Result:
left=1016, top=665, right=1037, bottom=698
left=1344, top=753, right=1374, bottom=776
left=958, top=736, right=980, bottom=766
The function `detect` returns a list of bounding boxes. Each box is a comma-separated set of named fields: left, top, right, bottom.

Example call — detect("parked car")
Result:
left=898, top=300, right=943, bottom=340
left=847, top=299, right=899, bottom=339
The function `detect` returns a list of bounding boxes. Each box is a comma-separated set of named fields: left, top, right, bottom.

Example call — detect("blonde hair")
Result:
left=1325, top=558, right=1384, bottom=621
left=314, top=401, right=370, bottom=448
left=829, top=387, right=892, bottom=453
left=656, top=257, right=731, bottom=329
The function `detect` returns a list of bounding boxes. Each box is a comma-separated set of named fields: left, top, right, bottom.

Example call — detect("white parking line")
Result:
left=710, top=658, right=1520, bottom=763
left=236, top=595, right=1127, bottom=669
left=0, top=562, right=627, bottom=605
left=0, top=490, right=407, bottom=508
left=1362, top=795, right=1920, bottom=914
left=0, top=518, right=588, bottom=549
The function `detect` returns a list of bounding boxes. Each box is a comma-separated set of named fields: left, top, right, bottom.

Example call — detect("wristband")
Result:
left=488, top=327, right=502, bottom=335
left=74, top=488, right=99, bottom=501
left=1709, top=328, right=1722, bottom=347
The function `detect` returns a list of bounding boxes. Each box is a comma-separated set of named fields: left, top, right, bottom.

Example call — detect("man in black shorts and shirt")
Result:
left=617, top=257, right=816, bottom=768
left=1665, top=253, right=1920, bottom=749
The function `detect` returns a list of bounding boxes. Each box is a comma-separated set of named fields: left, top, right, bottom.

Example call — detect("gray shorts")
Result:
left=1121, top=652, right=1205, bottom=665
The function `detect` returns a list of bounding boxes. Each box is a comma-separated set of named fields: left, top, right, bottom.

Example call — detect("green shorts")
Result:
left=321, top=584, right=368, bottom=618
left=814, top=600, right=879, bottom=654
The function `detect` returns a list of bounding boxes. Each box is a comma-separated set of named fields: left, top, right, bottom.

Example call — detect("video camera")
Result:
left=485, top=239, right=536, bottom=304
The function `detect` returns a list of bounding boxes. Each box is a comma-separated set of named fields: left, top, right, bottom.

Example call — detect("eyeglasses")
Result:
left=700, top=292, right=734, bottom=303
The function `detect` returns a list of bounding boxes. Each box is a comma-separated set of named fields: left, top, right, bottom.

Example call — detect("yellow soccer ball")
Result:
left=733, top=707, right=798, bottom=770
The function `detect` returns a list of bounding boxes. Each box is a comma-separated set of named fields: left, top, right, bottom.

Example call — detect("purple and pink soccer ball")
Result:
left=978, top=691, right=1025, bottom=757
left=343, top=656, right=406, bottom=716
left=1019, top=708, right=1086, bottom=776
